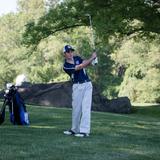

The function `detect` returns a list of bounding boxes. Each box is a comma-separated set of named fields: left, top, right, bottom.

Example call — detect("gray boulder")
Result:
left=0, top=81, right=132, bottom=114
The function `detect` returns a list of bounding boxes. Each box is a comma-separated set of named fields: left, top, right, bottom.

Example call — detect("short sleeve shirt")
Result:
left=63, top=56, right=90, bottom=83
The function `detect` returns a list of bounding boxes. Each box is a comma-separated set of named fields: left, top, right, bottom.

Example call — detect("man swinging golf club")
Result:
left=63, top=45, right=97, bottom=137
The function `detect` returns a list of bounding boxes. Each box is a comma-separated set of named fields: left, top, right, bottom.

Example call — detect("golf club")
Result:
left=85, top=13, right=98, bottom=65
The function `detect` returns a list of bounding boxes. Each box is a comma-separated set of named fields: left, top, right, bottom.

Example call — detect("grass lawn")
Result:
left=0, top=104, right=160, bottom=160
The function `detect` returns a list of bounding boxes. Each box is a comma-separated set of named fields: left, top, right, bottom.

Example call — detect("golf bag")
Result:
left=0, top=84, right=29, bottom=125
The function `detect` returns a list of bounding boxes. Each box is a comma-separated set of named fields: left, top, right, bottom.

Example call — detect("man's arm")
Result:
left=75, top=52, right=97, bottom=70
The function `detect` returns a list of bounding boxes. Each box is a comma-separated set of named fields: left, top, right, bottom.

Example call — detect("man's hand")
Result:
left=75, top=52, right=97, bottom=70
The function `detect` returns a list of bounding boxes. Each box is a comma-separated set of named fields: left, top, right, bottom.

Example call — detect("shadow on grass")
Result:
left=131, top=104, right=160, bottom=118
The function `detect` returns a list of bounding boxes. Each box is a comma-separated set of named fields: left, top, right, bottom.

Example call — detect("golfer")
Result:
left=63, top=45, right=97, bottom=137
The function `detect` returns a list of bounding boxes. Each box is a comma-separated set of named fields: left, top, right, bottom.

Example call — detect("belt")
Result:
left=73, top=79, right=90, bottom=84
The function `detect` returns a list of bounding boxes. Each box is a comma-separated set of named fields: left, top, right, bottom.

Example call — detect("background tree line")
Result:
left=0, top=0, right=159, bottom=103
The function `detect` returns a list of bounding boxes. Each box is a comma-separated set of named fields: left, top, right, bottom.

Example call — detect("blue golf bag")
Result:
left=0, top=84, right=29, bottom=125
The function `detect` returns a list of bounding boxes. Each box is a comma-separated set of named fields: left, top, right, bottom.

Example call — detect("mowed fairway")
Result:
left=0, top=104, right=160, bottom=160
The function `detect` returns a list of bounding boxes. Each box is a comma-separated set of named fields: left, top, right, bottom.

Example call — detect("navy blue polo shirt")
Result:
left=63, top=56, right=90, bottom=83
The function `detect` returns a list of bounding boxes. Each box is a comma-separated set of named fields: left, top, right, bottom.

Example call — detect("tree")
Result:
left=21, top=0, right=160, bottom=102
left=0, top=0, right=45, bottom=88
left=1, top=0, right=159, bottom=102
left=112, top=37, right=160, bottom=103
left=22, top=0, right=160, bottom=46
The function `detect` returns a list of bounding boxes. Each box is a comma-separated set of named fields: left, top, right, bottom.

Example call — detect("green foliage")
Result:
left=0, top=0, right=46, bottom=88
left=0, top=14, right=25, bottom=87
left=114, top=38, right=160, bottom=103
left=0, top=0, right=159, bottom=103
left=20, top=0, right=160, bottom=102
left=22, top=0, right=87, bottom=46
left=22, top=0, right=160, bottom=46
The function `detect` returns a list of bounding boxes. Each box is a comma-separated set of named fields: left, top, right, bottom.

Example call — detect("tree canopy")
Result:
left=22, top=0, right=160, bottom=46
left=0, top=0, right=159, bottom=103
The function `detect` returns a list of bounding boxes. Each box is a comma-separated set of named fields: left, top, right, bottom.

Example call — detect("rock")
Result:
left=104, top=97, right=132, bottom=113
left=0, top=81, right=132, bottom=114
left=17, top=81, right=72, bottom=107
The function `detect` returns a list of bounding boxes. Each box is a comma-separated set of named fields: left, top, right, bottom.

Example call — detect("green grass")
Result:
left=0, top=104, right=160, bottom=160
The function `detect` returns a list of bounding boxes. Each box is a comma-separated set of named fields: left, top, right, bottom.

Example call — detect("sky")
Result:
left=0, top=0, right=18, bottom=16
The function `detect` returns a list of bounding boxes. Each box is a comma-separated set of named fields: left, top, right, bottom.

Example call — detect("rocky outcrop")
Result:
left=0, top=81, right=132, bottom=114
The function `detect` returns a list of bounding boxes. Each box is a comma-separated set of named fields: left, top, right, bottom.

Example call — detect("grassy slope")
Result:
left=0, top=104, right=160, bottom=160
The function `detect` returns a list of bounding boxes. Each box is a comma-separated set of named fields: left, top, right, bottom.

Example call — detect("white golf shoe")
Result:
left=74, top=133, right=89, bottom=137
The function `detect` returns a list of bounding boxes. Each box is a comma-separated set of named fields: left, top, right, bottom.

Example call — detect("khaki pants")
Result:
left=71, top=82, right=93, bottom=134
